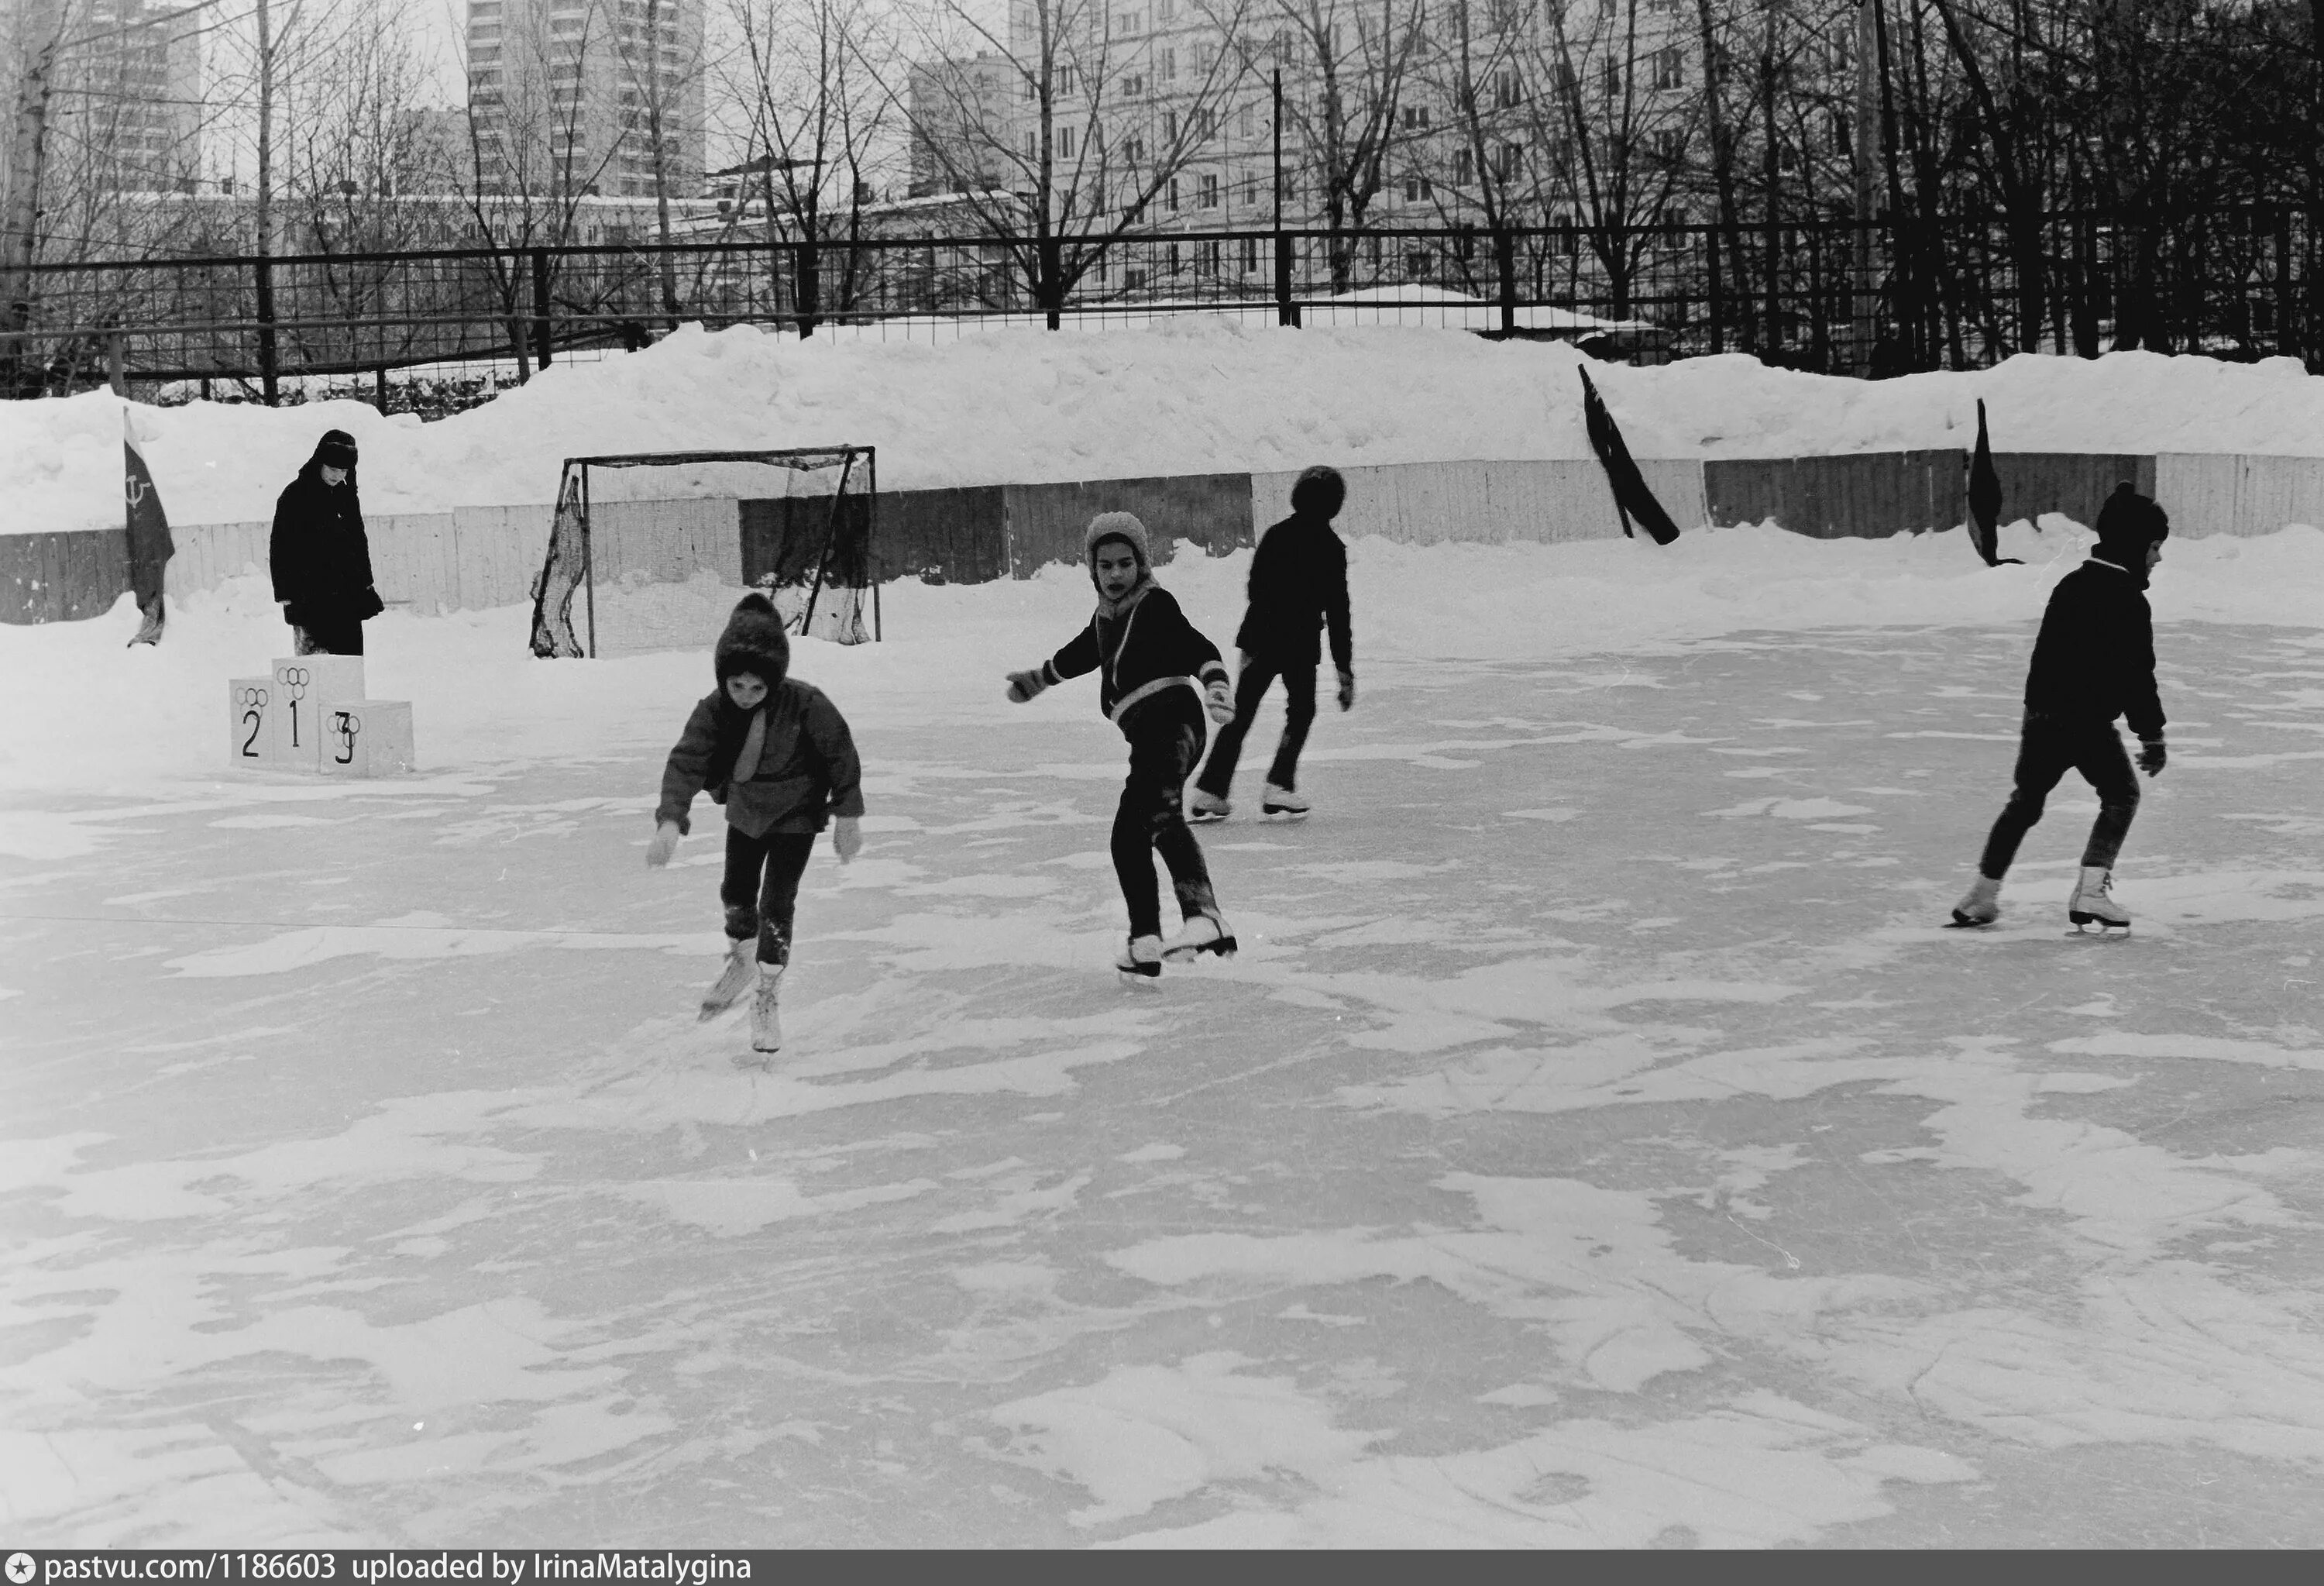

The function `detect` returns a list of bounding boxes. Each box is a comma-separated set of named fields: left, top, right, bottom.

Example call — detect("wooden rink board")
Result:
left=19, top=450, right=2324, bottom=627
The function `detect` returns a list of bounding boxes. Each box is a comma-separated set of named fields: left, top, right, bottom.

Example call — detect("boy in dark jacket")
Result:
left=269, top=429, right=383, bottom=655
left=1189, top=464, right=1356, bottom=822
left=648, top=593, right=865, bottom=1054
left=1952, top=483, right=2171, bottom=932
left=1003, top=513, right=1238, bottom=978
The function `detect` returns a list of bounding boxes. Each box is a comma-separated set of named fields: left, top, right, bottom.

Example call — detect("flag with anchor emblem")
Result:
left=124, top=408, right=176, bottom=645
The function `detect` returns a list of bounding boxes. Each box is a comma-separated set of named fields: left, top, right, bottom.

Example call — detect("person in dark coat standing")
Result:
left=1951, top=483, right=2171, bottom=932
left=1002, top=512, right=1238, bottom=979
left=1188, top=464, right=1356, bottom=823
left=270, top=429, right=383, bottom=655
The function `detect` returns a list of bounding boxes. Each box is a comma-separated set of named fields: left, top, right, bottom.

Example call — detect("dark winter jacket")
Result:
left=657, top=678, right=865, bottom=838
left=1037, top=584, right=1228, bottom=735
left=269, top=444, right=380, bottom=629
left=1235, top=512, right=1353, bottom=673
left=657, top=592, right=857, bottom=838
left=2023, top=559, right=2165, bottom=739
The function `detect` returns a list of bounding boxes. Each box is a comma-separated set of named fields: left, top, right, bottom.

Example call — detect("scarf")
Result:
left=1092, top=570, right=1154, bottom=624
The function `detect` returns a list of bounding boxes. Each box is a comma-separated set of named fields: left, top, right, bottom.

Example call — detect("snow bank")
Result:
left=9, top=318, right=2324, bottom=537
left=5, top=517, right=2317, bottom=801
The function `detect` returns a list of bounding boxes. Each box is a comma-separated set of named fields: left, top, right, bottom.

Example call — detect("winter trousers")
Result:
left=1115, top=711, right=1220, bottom=940
left=721, top=827, right=817, bottom=965
left=1196, top=652, right=1316, bottom=796
left=294, top=618, right=365, bottom=656
left=1977, top=711, right=2141, bottom=879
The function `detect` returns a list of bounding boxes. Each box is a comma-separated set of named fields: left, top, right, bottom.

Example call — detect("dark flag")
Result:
left=124, top=409, right=175, bottom=645
left=1965, top=397, right=2019, bottom=566
left=1579, top=366, right=1681, bottom=546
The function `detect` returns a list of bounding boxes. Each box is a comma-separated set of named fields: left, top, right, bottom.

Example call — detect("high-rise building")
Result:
left=40, top=0, right=205, bottom=193
left=465, top=0, right=705, bottom=199
left=906, top=52, right=1016, bottom=199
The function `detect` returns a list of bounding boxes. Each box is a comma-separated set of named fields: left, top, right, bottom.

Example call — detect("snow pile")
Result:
left=5, top=516, right=2319, bottom=802
left=9, top=322, right=2324, bottom=537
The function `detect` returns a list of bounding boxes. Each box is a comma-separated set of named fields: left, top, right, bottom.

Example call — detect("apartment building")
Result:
left=38, top=0, right=205, bottom=193
left=906, top=51, right=1020, bottom=199
left=466, top=0, right=706, bottom=199
left=993, top=0, right=1810, bottom=240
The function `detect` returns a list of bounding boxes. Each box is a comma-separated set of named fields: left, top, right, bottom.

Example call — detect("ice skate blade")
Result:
left=1186, top=810, right=1228, bottom=825
left=1945, top=912, right=1997, bottom=929
left=2068, top=919, right=2131, bottom=935
left=1260, top=808, right=1308, bottom=822
left=1164, top=935, right=1238, bottom=961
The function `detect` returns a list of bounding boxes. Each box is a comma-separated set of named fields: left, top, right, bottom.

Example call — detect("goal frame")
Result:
left=551, top=445, right=879, bottom=659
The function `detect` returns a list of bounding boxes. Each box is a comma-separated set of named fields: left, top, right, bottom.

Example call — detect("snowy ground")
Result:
left=5, top=528, right=2322, bottom=1545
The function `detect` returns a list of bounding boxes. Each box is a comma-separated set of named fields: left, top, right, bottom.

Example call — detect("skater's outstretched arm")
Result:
left=800, top=690, right=868, bottom=860
left=1324, top=533, right=1354, bottom=695
left=1005, top=624, right=1101, bottom=701
left=654, top=694, right=722, bottom=838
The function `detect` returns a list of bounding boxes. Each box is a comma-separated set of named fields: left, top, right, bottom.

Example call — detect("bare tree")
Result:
left=726, top=0, right=895, bottom=335
left=1224, top=0, right=1425, bottom=289
left=1528, top=0, right=1699, bottom=319
left=885, top=0, right=1255, bottom=327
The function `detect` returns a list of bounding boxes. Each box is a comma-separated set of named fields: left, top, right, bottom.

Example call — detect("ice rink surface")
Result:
left=5, top=619, right=2322, bottom=1546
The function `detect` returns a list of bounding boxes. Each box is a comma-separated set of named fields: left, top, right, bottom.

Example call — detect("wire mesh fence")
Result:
left=4, top=205, right=2315, bottom=408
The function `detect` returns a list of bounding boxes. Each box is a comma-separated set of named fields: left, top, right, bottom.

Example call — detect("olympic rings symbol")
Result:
left=279, top=666, right=311, bottom=694
left=236, top=686, right=270, bottom=710
left=331, top=710, right=363, bottom=765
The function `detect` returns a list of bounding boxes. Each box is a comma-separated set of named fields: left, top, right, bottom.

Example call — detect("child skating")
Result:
left=1951, top=483, right=2170, bottom=933
left=1003, top=512, right=1238, bottom=979
left=648, top=592, right=865, bottom=1054
left=1189, top=464, right=1356, bottom=823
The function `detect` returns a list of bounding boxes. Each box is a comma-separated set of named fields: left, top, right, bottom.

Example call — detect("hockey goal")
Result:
left=528, top=446, right=878, bottom=659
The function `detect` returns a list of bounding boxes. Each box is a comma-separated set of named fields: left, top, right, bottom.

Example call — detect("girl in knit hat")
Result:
left=648, top=592, right=865, bottom=1055
left=1951, top=482, right=2170, bottom=933
left=1004, top=512, right=1238, bottom=978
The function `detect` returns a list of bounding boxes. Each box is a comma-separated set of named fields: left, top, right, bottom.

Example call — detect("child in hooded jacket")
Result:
left=648, top=592, right=865, bottom=1054
left=1004, top=513, right=1238, bottom=977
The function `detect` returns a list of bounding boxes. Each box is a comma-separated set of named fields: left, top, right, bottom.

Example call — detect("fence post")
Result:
left=1275, top=232, right=1298, bottom=327
left=1706, top=226, right=1723, bottom=354
left=531, top=248, right=553, bottom=370
left=2276, top=205, right=2295, bottom=359
left=1494, top=225, right=1516, bottom=334
left=253, top=254, right=279, bottom=406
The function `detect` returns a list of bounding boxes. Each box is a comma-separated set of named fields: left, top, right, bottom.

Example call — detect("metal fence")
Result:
left=3, top=205, right=2315, bottom=407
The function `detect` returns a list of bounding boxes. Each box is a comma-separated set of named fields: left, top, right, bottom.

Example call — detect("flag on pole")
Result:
left=1579, top=366, right=1681, bottom=546
left=124, top=408, right=175, bottom=645
left=1965, top=398, right=2019, bottom=566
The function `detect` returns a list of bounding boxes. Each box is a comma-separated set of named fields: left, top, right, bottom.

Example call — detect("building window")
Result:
left=1164, top=110, right=1178, bottom=141
left=1199, top=171, right=1219, bottom=206
left=1404, top=174, right=1432, bottom=201
left=1160, top=46, right=1175, bottom=80
left=1494, top=141, right=1521, bottom=179
left=1655, top=46, right=1684, bottom=89
left=1494, top=71, right=1521, bottom=109
left=1241, top=234, right=1260, bottom=270
left=1167, top=177, right=1180, bottom=210
left=1454, top=148, right=1473, bottom=184
left=1239, top=101, right=1257, bottom=137
left=1405, top=248, right=1433, bottom=278
left=1401, top=104, right=1430, bottom=129
left=1059, top=126, right=1076, bottom=157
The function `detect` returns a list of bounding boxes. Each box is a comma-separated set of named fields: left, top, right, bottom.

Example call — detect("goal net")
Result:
left=528, top=446, right=878, bottom=659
